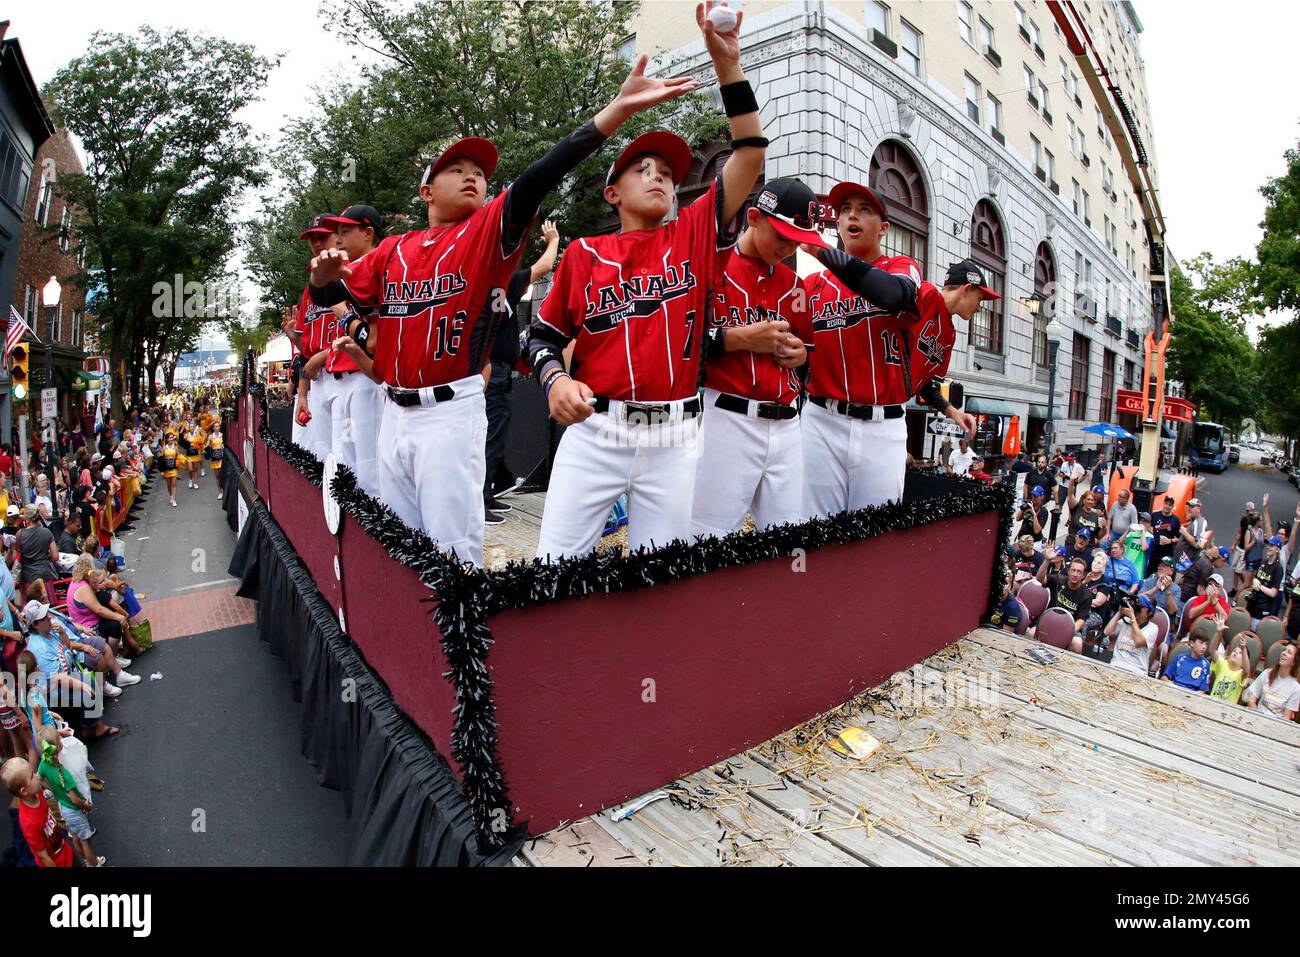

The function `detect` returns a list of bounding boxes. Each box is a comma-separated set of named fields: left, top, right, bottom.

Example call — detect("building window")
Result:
left=958, top=2, right=974, bottom=45
left=986, top=92, right=1002, bottom=135
left=1100, top=350, right=1116, bottom=421
left=1069, top=333, right=1091, bottom=419
left=1071, top=178, right=1081, bottom=216
left=1038, top=80, right=1050, bottom=114
left=0, top=130, right=31, bottom=211
left=23, top=285, right=36, bottom=326
left=58, top=206, right=71, bottom=252
left=969, top=199, right=1007, bottom=354
left=1083, top=189, right=1091, bottom=226
left=979, top=17, right=994, bottom=52
left=1015, top=3, right=1028, bottom=34
left=1123, top=358, right=1137, bottom=391
left=867, top=2, right=890, bottom=37
left=616, top=35, right=637, bottom=64
left=1045, top=149, right=1055, bottom=186
left=1023, top=64, right=1035, bottom=94
left=1030, top=134, right=1042, bottom=174
left=36, top=180, right=53, bottom=226
left=899, top=20, right=923, bottom=76
left=72, top=310, right=82, bottom=346
left=964, top=74, right=982, bottom=124
left=1033, top=243, right=1057, bottom=367
left=869, top=139, right=930, bottom=275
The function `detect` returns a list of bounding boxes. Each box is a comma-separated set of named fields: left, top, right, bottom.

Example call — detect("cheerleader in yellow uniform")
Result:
left=160, top=431, right=181, bottom=507
left=184, top=424, right=205, bottom=489
left=207, top=425, right=224, bottom=498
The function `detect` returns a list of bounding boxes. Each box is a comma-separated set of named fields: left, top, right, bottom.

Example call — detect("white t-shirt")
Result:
left=1247, top=672, right=1300, bottom=719
left=1110, top=618, right=1158, bottom=676
left=950, top=448, right=976, bottom=476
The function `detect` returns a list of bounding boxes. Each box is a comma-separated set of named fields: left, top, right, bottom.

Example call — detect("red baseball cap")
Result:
left=299, top=213, right=338, bottom=240
left=605, top=130, right=693, bottom=188
left=828, top=181, right=888, bottom=220
left=422, top=137, right=499, bottom=184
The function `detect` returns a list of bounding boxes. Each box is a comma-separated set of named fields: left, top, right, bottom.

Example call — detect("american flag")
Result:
left=5, top=304, right=37, bottom=357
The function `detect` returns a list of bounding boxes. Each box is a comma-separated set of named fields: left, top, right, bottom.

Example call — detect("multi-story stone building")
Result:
left=627, top=0, right=1161, bottom=465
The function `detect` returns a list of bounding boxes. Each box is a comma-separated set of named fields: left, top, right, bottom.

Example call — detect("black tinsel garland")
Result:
left=259, top=422, right=324, bottom=489
left=329, top=465, right=517, bottom=853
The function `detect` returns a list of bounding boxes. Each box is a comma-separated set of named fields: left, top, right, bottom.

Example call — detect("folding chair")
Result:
left=1014, top=598, right=1031, bottom=636
left=1035, top=607, right=1078, bottom=650
left=1256, top=617, right=1287, bottom=667
left=1018, top=579, right=1050, bottom=623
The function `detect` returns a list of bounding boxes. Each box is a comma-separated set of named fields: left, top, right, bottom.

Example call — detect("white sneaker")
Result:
left=117, top=658, right=132, bottom=669
left=103, top=683, right=122, bottom=698
left=115, top=671, right=141, bottom=687
left=217, top=490, right=223, bottom=499
left=171, top=500, right=177, bottom=507
left=94, top=855, right=106, bottom=867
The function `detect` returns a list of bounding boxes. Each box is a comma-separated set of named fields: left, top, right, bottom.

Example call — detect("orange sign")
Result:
left=1114, top=389, right=1196, bottom=423
left=1003, top=416, right=1021, bottom=457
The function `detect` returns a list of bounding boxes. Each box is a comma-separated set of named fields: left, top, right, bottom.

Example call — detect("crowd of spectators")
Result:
left=990, top=452, right=1300, bottom=726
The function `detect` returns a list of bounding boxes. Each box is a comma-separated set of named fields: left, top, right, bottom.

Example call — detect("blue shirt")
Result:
left=0, top=558, right=15, bottom=604
left=1164, top=652, right=1211, bottom=692
left=989, top=595, right=1021, bottom=630
left=1103, top=557, right=1140, bottom=592
left=24, top=629, right=76, bottom=685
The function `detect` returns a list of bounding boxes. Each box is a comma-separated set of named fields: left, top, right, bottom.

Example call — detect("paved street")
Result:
left=78, top=472, right=350, bottom=866
left=1187, top=446, right=1299, bottom=551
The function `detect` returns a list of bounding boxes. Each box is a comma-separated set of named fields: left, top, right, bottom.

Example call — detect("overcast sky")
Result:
left=10, top=0, right=1299, bottom=345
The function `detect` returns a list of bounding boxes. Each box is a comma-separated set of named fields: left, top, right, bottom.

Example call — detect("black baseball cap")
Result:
left=422, top=137, right=499, bottom=184
left=753, top=177, right=828, bottom=248
left=325, top=205, right=385, bottom=238
left=299, top=213, right=337, bottom=240
left=944, top=259, right=1002, bottom=300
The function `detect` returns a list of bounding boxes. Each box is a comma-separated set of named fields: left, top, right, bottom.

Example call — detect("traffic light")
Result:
left=917, top=377, right=964, bottom=409
left=10, top=344, right=28, bottom=401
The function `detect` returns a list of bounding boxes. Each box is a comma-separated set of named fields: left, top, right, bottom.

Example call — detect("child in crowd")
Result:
left=1161, top=630, right=1211, bottom=693
left=36, top=726, right=103, bottom=866
left=2, top=755, right=74, bottom=867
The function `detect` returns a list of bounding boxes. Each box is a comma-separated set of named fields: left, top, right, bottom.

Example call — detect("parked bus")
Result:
left=1190, top=420, right=1230, bottom=473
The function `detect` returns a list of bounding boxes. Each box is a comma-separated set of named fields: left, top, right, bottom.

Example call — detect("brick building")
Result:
left=14, top=124, right=91, bottom=424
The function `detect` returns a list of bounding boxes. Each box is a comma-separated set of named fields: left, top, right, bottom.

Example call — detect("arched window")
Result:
left=1032, top=242, right=1056, bottom=367
left=869, top=140, right=929, bottom=274
left=969, top=199, right=1007, bottom=353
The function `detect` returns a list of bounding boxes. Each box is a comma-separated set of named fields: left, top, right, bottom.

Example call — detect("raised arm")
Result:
left=529, top=221, right=561, bottom=285
left=697, top=2, right=767, bottom=225
left=808, top=245, right=916, bottom=314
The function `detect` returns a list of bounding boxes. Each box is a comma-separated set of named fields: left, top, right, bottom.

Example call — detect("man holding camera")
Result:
left=1015, top=485, right=1049, bottom=543
left=1105, top=594, right=1159, bottom=677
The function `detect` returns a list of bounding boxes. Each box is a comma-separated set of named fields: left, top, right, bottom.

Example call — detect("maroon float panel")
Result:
left=487, top=511, right=996, bottom=834
left=266, top=455, right=342, bottom=613
left=336, top=512, right=459, bottom=754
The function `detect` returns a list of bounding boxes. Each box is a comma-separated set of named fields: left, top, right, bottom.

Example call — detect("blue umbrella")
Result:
left=1082, top=423, right=1135, bottom=440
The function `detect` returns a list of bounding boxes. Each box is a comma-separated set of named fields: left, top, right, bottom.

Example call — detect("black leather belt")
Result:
left=387, top=385, right=455, bottom=407
left=592, top=394, right=702, bottom=424
left=714, top=393, right=799, bottom=420
left=810, top=396, right=905, bottom=420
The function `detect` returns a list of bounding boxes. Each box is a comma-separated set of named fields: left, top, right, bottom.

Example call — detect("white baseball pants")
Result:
left=802, top=399, right=908, bottom=516
left=537, top=401, right=701, bottom=561
left=296, top=371, right=333, bottom=460
left=690, top=389, right=804, bottom=539
left=377, top=374, right=488, bottom=567
left=321, top=372, right=384, bottom=499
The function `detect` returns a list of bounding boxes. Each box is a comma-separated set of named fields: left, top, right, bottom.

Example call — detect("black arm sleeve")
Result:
left=816, top=246, right=916, bottom=313
left=527, top=322, right=569, bottom=385
left=307, top=281, right=349, bottom=307
left=917, top=378, right=950, bottom=413
left=503, top=121, right=609, bottom=253
left=704, top=326, right=728, bottom=358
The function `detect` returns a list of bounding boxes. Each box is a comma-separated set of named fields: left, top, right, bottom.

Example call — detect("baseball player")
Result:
left=294, top=204, right=387, bottom=497
left=308, top=53, right=701, bottom=567
left=801, top=184, right=976, bottom=514
left=527, top=2, right=766, bottom=560
left=289, top=213, right=342, bottom=456
left=689, top=177, right=822, bottom=539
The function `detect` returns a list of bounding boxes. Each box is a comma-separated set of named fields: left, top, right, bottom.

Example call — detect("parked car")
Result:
left=1228, top=444, right=1240, bottom=463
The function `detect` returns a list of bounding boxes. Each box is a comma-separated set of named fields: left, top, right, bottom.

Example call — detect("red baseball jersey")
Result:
left=900, top=281, right=956, bottom=396
left=703, top=249, right=812, bottom=405
left=321, top=247, right=383, bottom=375
left=293, top=285, right=345, bottom=361
left=338, top=191, right=523, bottom=389
left=805, top=253, right=922, bottom=406
left=535, top=179, right=736, bottom=402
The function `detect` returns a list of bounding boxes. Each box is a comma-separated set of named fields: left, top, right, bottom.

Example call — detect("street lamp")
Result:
left=1022, top=293, right=1043, bottom=316
left=1044, top=318, right=1068, bottom=459
left=40, top=276, right=60, bottom=500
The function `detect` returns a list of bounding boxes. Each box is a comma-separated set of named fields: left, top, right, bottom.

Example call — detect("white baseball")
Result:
left=707, top=3, right=738, bottom=33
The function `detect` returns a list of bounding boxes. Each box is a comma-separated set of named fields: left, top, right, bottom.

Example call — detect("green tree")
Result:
left=44, top=28, right=274, bottom=413
left=245, top=0, right=728, bottom=335
left=1166, top=254, right=1260, bottom=430
left=1255, top=136, right=1300, bottom=313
